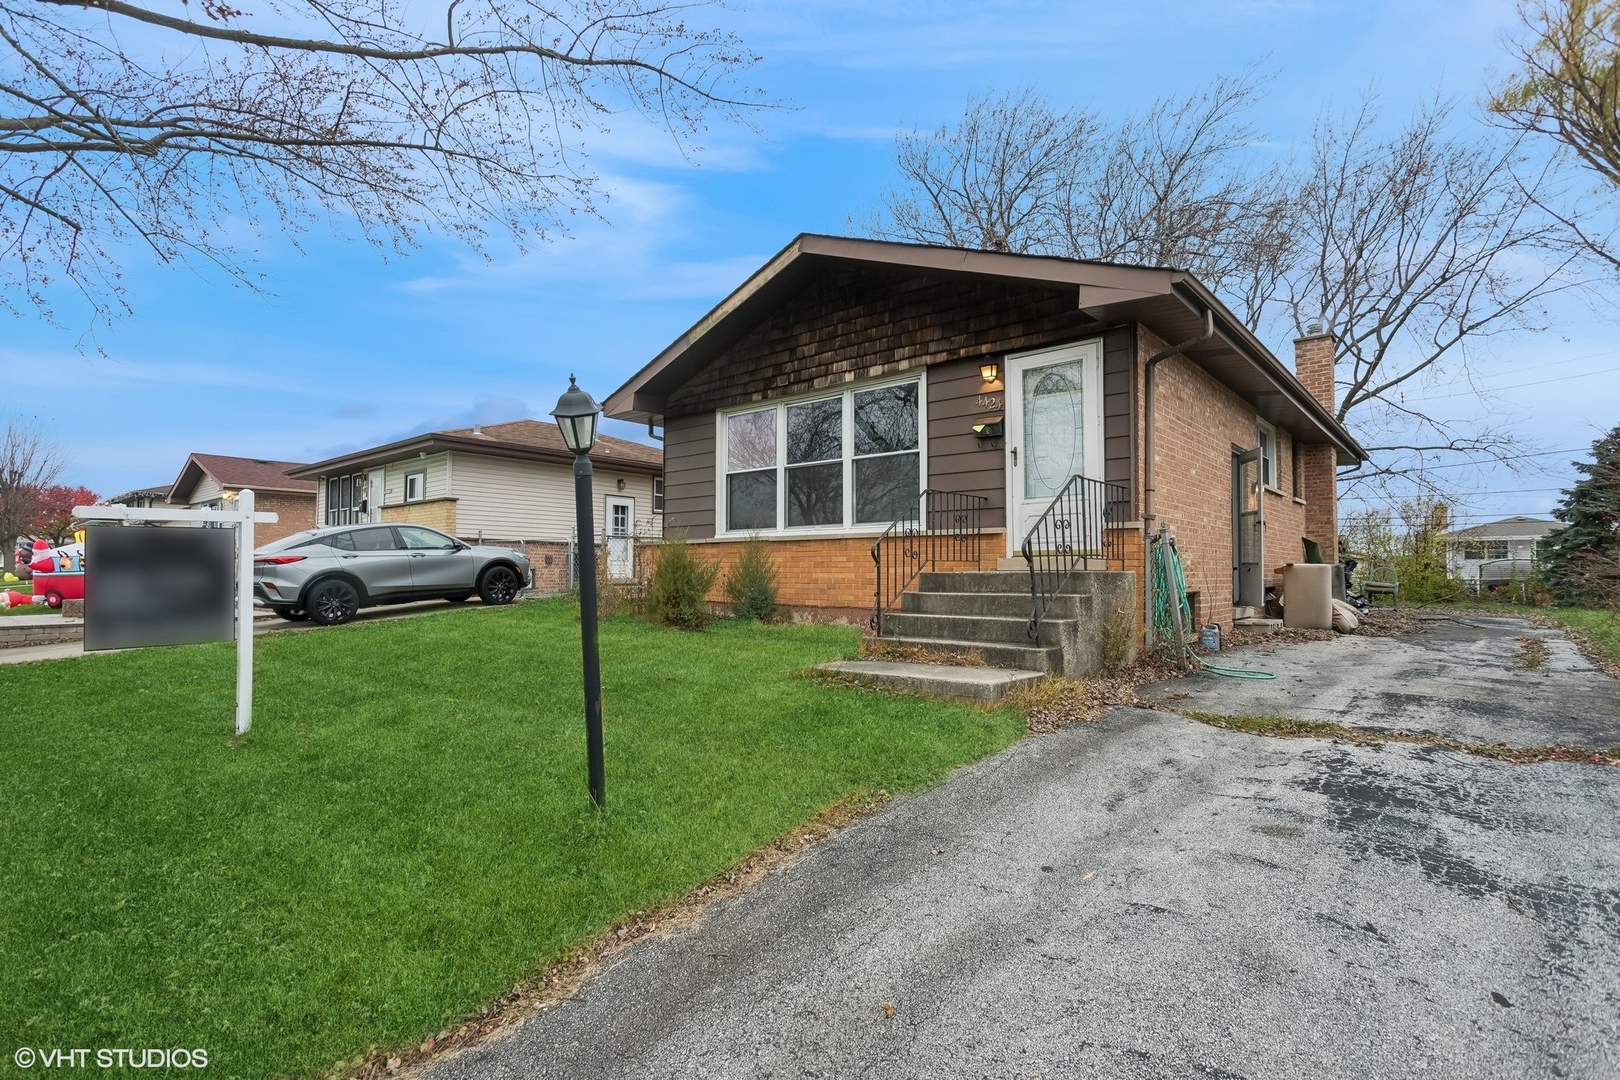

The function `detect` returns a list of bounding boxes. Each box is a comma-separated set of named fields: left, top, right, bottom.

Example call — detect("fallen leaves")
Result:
left=1182, top=711, right=1620, bottom=767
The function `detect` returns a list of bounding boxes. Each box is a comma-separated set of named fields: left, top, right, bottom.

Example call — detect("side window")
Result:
left=350, top=527, right=401, bottom=551
left=397, top=525, right=457, bottom=550
left=404, top=471, right=425, bottom=502
left=1257, top=419, right=1278, bottom=491
left=653, top=476, right=665, bottom=513
left=310, top=531, right=355, bottom=551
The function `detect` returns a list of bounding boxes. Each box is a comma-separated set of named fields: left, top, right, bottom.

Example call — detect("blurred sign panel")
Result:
left=84, top=526, right=235, bottom=651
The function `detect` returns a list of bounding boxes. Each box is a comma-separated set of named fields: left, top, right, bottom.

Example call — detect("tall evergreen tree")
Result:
left=1542, top=424, right=1620, bottom=605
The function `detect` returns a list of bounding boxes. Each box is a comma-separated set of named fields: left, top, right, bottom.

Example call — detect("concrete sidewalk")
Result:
left=426, top=706, right=1620, bottom=1080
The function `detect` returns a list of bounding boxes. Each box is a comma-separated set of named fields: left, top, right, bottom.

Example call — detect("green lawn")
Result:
left=0, top=600, right=1022, bottom=1077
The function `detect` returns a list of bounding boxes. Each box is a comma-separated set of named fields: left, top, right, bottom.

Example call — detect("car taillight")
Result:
left=254, top=555, right=307, bottom=565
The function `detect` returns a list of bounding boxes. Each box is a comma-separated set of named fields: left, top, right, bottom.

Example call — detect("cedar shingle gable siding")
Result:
left=661, top=267, right=1135, bottom=538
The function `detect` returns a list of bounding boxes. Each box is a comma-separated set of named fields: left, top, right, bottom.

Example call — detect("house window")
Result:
left=404, top=471, right=425, bottom=503
left=719, top=377, right=923, bottom=534
left=1461, top=540, right=1510, bottom=560
left=1257, top=419, right=1279, bottom=491
left=1290, top=437, right=1303, bottom=498
left=653, top=477, right=665, bottom=513
left=325, top=472, right=368, bottom=525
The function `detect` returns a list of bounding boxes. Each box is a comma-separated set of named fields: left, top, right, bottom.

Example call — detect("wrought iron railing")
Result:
left=871, top=489, right=988, bottom=633
left=1020, top=476, right=1130, bottom=637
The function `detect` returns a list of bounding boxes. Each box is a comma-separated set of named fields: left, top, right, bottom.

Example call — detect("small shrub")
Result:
left=725, top=535, right=779, bottom=622
left=648, top=534, right=719, bottom=630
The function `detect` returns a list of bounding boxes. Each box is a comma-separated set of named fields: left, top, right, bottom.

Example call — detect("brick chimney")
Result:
left=1293, top=327, right=1339, bottom=559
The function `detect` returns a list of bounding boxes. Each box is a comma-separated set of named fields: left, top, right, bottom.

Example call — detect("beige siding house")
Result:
left=290, top=420, right=664, bottom=592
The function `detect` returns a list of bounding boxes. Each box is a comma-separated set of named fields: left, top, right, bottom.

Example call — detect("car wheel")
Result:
left=307, top=579, right=361, bottom=626
left=44, top=590, right=63, bottom=608
left=445, top=594, right=472, bottom=604
left=477, top=565, right=521, bottom=605
left=274, top=607, right=308, bottom=622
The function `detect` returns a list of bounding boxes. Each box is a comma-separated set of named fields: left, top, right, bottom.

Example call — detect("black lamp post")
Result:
left=552, top=374, right=605, bottom=808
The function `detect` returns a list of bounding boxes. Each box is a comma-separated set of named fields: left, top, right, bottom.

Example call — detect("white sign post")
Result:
left=75, top=489, right=279, bottom=736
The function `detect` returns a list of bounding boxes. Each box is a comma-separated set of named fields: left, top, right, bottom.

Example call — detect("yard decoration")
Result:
left=25, top=537, right=86, bottom=608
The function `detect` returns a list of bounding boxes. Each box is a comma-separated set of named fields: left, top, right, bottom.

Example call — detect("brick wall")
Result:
left=518, top=540, right=571, bottom=593
left=684, top=534, right=1002, bottom=622
left=248, top=491, right=316, bottom=545
left=1293, top=331, right=1339, bottom=557
left=1139, top=327, right=1263, bottom=632
left=383, top=498, right=458, bottom=534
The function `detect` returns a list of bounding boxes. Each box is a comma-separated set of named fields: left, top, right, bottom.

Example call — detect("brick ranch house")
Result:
left=603, top=235, right=1364, bottom=672
left=287, top=420, right=664, bottom=593
left=167, top=453, right=317, bottom=545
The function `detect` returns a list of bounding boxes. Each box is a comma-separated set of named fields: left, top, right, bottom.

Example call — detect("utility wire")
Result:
left=1399, top=365, right=1620, bottom=403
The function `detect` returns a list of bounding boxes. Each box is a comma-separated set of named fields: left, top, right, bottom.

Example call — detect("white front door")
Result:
left=1005, top=340, right=1104, bottom=556
left=366, top=469, right=384, bottom=523
left=605, top=496, right=634, bottom=579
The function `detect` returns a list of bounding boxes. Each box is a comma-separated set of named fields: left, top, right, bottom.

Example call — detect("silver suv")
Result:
left=254, top=523, right=531, bottom=625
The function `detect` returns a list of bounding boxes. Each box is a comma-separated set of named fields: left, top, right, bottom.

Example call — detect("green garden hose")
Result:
left=1150, top=534, right=1277, bottom=680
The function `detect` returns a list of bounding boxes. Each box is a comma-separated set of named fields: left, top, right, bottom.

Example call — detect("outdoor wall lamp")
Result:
left=980, top=361, right=1000, bottom=383
left=616, top=478, right=626, bottom=491
left=551, top=374, right=606, bottom=808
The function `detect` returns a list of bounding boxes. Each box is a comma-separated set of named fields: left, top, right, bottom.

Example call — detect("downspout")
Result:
left=1141, top=304, right=1215, bottom=647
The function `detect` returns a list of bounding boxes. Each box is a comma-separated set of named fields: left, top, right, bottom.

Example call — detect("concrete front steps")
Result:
left=877, top=569, right=1137, bottom=678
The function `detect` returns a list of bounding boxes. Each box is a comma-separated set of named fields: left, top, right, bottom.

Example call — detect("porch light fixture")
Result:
left=980, top=361, right=1000, bottom=384
left=551, top=374, right=606, bottom=808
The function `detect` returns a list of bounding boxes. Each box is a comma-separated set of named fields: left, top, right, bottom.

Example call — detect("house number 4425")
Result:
left=976, top=394, right=1003, bottom=410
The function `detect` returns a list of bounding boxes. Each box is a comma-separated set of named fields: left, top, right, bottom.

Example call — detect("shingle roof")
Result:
left=289, top=418, right=664, bottom=478
left=439, top=419, right=663, bottom=469
left=106, top=484, right=177, bottom=504
left=1447, top=516, right=1565, bottom=541
left=170, top=453, right=318, bottom=503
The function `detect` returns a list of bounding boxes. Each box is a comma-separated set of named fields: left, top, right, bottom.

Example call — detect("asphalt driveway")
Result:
left=1139, top=613, right=1620, bottom=748
left=427, top=620, right=1620, bottom=1080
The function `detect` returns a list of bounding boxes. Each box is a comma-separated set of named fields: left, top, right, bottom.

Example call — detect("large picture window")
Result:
left=720, top=378, right=923, bottom=534
left=325, top=472, right=367, bottom=525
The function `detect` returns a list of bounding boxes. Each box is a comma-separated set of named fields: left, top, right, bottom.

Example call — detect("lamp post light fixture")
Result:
left=552, top=374, right=606, bottom=808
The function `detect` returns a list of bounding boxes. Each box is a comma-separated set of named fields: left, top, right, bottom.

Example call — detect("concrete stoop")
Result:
left=817, top=660, right=1045, bottom=704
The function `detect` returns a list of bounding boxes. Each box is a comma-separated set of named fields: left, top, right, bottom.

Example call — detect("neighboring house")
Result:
left=604, top=234, right=1364, bottom=657
left=1446, top=516, right=1564, bottom=589
left=286, top=420, right=664, bottom=592
left=167, top=453, right=318, bottom=545
left=106, top=484, right=180, bottom=510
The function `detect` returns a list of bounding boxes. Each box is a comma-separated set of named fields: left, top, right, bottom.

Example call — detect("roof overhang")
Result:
left=604, top=233, right=1365, bottom=466
left=289, top=431, right=663, bottom=479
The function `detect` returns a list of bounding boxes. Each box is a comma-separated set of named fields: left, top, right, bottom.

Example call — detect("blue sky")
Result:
left=5, top=0, right=1617, bottom=525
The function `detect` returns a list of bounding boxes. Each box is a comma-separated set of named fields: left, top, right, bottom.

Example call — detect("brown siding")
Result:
left=926, top=357, right=1007, bottom=529
left=664, top=267, right=1105, bottom=419
left=662, top=411, right=716, bottom=539
left=1102, top=324, right=1135, bottom=513
left=659, top=266, right=1147, bottom=539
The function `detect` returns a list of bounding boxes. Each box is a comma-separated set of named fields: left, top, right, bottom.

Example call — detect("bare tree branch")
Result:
left=0, top=417, right=68, bottom=575
left=1, top=0, right=765, bottom=326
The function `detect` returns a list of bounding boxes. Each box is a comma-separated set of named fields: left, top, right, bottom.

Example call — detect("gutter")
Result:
left=1141, top=305, right=1215, bottom=648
